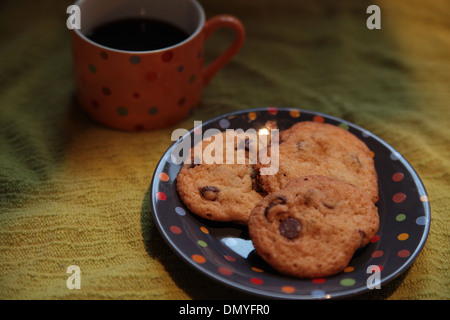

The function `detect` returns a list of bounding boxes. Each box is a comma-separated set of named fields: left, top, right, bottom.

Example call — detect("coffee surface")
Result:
left=86, top=18, right=189, bottom=51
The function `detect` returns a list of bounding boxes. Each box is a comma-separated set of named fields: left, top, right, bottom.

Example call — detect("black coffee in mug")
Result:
left=86, top=18, right=189, bottom=51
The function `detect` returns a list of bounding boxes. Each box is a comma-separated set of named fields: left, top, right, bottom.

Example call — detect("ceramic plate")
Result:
left=150, top=107, right=430, bottom=299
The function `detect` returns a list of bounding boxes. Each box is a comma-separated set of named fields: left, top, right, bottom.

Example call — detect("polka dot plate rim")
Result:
left=150, top=107, right=430, bottom=299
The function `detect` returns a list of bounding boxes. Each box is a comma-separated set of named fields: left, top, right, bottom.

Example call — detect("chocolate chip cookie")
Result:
left=248, top=175, right=379, bottom=278
left=176, top=131, right=264, bottom=225
left=256, top=121, right=379, bottom=203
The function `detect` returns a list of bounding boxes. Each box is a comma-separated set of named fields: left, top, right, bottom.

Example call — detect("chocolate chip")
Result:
left=264, top=195, right=287, bottom=218
left=250, top=167, right=264, bottom=194
left=199, top=186, right=219, bottom=201
left=279, top=218, right=302, bottom=240
left=245, top=138, right=251, bottom=150
left=304, top=188, right=320, bottom=206
left=189, top=156, right=201, bottom=168
left=237, top=137, right=250, bottom=151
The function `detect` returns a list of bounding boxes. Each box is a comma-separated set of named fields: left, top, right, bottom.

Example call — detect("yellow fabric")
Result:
left=0, top=0, right=448, bottom=299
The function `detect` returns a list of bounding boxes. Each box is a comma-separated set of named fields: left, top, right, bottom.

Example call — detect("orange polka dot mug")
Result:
left=70, top=0, right=245, bottom=131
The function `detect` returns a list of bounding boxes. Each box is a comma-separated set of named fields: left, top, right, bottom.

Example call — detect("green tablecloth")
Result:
left=0, top=0, right=448, bottom=299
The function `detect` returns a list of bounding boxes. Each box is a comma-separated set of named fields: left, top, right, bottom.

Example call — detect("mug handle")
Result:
left=202, top=15, right=246, bottom=86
